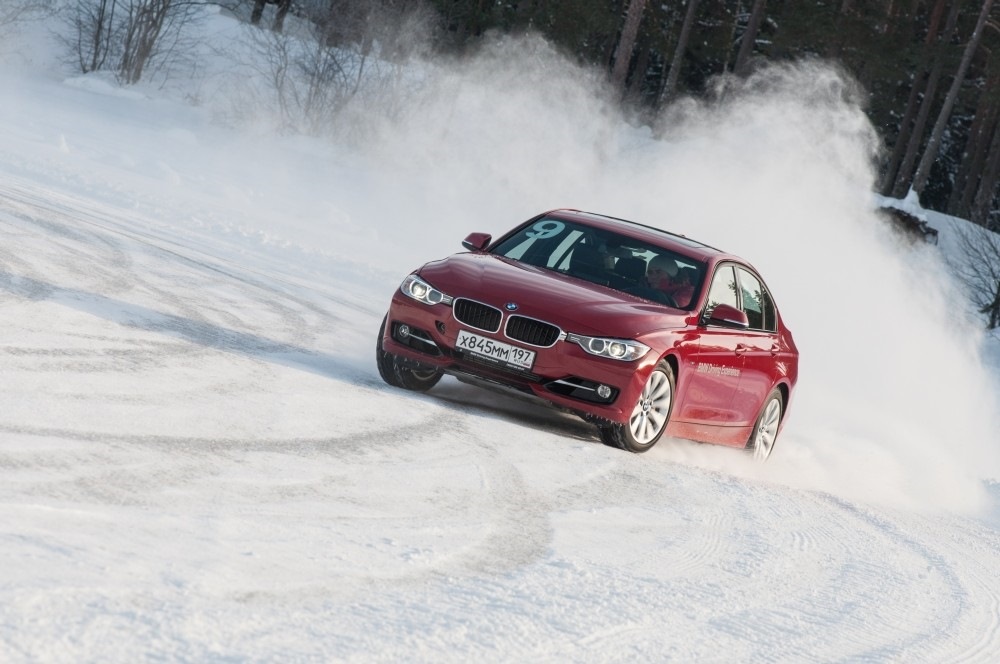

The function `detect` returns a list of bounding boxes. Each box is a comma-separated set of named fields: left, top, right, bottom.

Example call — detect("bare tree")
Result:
left=950, top=222, right=1000, bottom=329
left=733, top=0, right=767, bottom=75
left=68, top=0, right=203, bottom=84
left=880, top=0, right=953, bottom=196
left=70, top=0, right=121, bottom=74
left=910, top=0, right=996, bottom=198
left=660, top=0, right=700, bottom=102
left=949, top=46, right=1000, bottom=218
left=0, top=0, right=52, bottom=26
left=120, top=0, right=170, bottom=83
left=970, top=116, right=1000, bottom=226
left=1, top=0, right=57, bottom=60
left=611, top=0, right=647, bottom=90
left=250, top=0, right=433, bottom=136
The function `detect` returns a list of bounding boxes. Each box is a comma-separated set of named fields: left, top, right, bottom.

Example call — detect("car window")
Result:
left=494, top=219, right=579, bottom=267
left=705, top=265, right=738, bottom=317
left=501, top=224, right=567, bottom=261
left=549, top=230, right=585, bottom=269
left=490, top=216, right=706, bottom=310
left=736, top=267, right=776, bottom=332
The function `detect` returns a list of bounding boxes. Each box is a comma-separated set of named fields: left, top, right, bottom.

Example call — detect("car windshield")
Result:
left=490, top=217, right=705, bottom=310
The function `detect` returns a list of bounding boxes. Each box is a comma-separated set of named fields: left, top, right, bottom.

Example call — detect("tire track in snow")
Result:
left=443, top=430, right=553, bottom=577
left=3, top=174, right=1000, bottom=661
left=536, top=478, right=1000, bottom=663
left=767, top=492, right=1000, bottom=663
left=0, top=186, right=319, bottom=334
left=0, top=181, right=375, bottom=393
left=893, top=511, right=1000, bottom=663
left=0, top=178, right=557, bottom=594
left=0, top=175, right=382, bottom=320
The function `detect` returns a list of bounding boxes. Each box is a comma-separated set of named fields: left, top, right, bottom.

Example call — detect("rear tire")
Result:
left=746, top=388, right=783, bottom=462
left=376, top=315, right=442, bottom=392
left=599, top=360, right=675, bottom=453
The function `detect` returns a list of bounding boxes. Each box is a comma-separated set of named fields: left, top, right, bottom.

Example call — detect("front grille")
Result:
left=453, top=298, right=502, bottom=332
left=505, top=315, right=561, bottom=347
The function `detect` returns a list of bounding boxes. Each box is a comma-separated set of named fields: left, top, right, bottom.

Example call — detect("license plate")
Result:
left=456, top=329, right=535, bottom=370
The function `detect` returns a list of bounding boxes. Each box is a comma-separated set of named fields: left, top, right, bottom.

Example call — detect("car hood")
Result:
left=418, top=253, right=687, bottom=338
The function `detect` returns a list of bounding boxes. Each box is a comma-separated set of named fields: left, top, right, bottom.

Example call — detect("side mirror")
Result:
left=462, top=232, right=492, bottom=252
left=707, top=303, right=749, bottom=329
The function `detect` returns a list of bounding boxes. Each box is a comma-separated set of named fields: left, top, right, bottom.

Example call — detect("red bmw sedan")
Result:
left=376, top=209, right=798, bottom=460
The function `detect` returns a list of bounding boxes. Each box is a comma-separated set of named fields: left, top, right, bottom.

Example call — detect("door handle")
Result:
left=770, top=343, right=780, bottom=356
left=735, top=344, right=748, bottom=355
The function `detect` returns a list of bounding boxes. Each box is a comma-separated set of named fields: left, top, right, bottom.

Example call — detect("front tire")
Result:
left=746, top=388, right=783, bottom=461
left=376, top=315, right=442, bottom=392
left=599, top=360, right=675, bottom=453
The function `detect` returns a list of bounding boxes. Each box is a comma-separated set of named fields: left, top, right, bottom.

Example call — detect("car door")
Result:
left=675, top=264, right=746, bottom=424
left=730, top=266, right=780, bottom=426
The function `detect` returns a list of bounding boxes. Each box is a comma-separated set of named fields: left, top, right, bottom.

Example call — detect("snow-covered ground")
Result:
left=1, top=7, right=999, bottom=662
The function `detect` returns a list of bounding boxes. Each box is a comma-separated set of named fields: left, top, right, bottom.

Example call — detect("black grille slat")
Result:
left=453, top=298, right=502, bottom=332
left=506, top=316, right=560, bottom=347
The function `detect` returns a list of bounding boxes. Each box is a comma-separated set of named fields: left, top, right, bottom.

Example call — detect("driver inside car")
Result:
left=646, top=255, right=694, bottom=308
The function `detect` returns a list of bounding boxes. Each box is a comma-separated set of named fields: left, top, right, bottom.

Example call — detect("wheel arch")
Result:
left=771, top=381, right=791, bottom=431
left=775, top=381, right=789, bottom=411
left=657, top=353, right=681, bottom=383
left=660, top=351, right=680, bottom=386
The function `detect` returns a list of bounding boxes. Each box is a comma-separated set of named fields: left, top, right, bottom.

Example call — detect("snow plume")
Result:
left=13, top=2, right=992, bottom=510
left=354, top=44, right=1000, bottom=511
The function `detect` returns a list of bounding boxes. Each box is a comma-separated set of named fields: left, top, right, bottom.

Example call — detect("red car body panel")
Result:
left=380, top=209, right=798, bottom=450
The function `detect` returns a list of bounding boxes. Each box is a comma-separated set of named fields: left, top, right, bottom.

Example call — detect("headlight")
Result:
left=400, top=274, right=450, bottom=306
left=567, top=333, right=650, bottom=362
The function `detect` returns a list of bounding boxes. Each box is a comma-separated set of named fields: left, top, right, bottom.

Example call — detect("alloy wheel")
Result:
left=629, top=369, right=672, bottom=445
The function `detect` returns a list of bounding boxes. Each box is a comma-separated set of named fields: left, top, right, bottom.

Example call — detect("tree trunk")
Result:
left=980, top=278, right=1000, bottom=329
left=625, top=43, right=651, bottom=101
left=611, top=0, right=648, bottom=90
left=720, top=1, right=742, bottom=74
left=879, top=0, right=948, bottom=194
left=971, top=118, right=1000, bottom=226
left=949, top=56, right=1000, bottom=217
left=734, top=0, right=767, bottom=74
left=76, top=0, right=117, bottom=74
left=889, top=0, right=963, bottom=198
left=661, top=0, right=700, bottom=102
left=911, top=0, right=996, bottom=198
left=951, top=219, right=1000, bottom=329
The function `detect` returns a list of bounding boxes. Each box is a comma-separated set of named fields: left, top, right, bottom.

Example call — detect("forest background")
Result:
left=4, top=0, right=1000, bottom=226
left=438, top=0, right=1000, bottom=233
left=432, top=0, right=1000, bottom=233
left=4, top=0, right=1000, bottom=325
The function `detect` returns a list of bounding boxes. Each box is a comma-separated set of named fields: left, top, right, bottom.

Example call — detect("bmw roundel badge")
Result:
left=505, top=302, right=518, bottom=311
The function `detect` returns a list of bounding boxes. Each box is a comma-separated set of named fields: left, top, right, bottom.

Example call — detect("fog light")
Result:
left=596, top=384, right=612, bottom=399
left=397, top=324, right=411, bottom=340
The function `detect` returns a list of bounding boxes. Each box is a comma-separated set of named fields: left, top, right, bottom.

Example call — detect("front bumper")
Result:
left=382, top=292, right=654, bottom=425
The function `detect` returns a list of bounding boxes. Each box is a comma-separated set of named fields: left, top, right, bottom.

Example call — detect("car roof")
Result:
left=542, top=208, right=736, bottom=264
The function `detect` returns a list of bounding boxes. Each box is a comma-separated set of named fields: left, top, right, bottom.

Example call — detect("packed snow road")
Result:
left=1, top=178, right=1000, bottom=662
